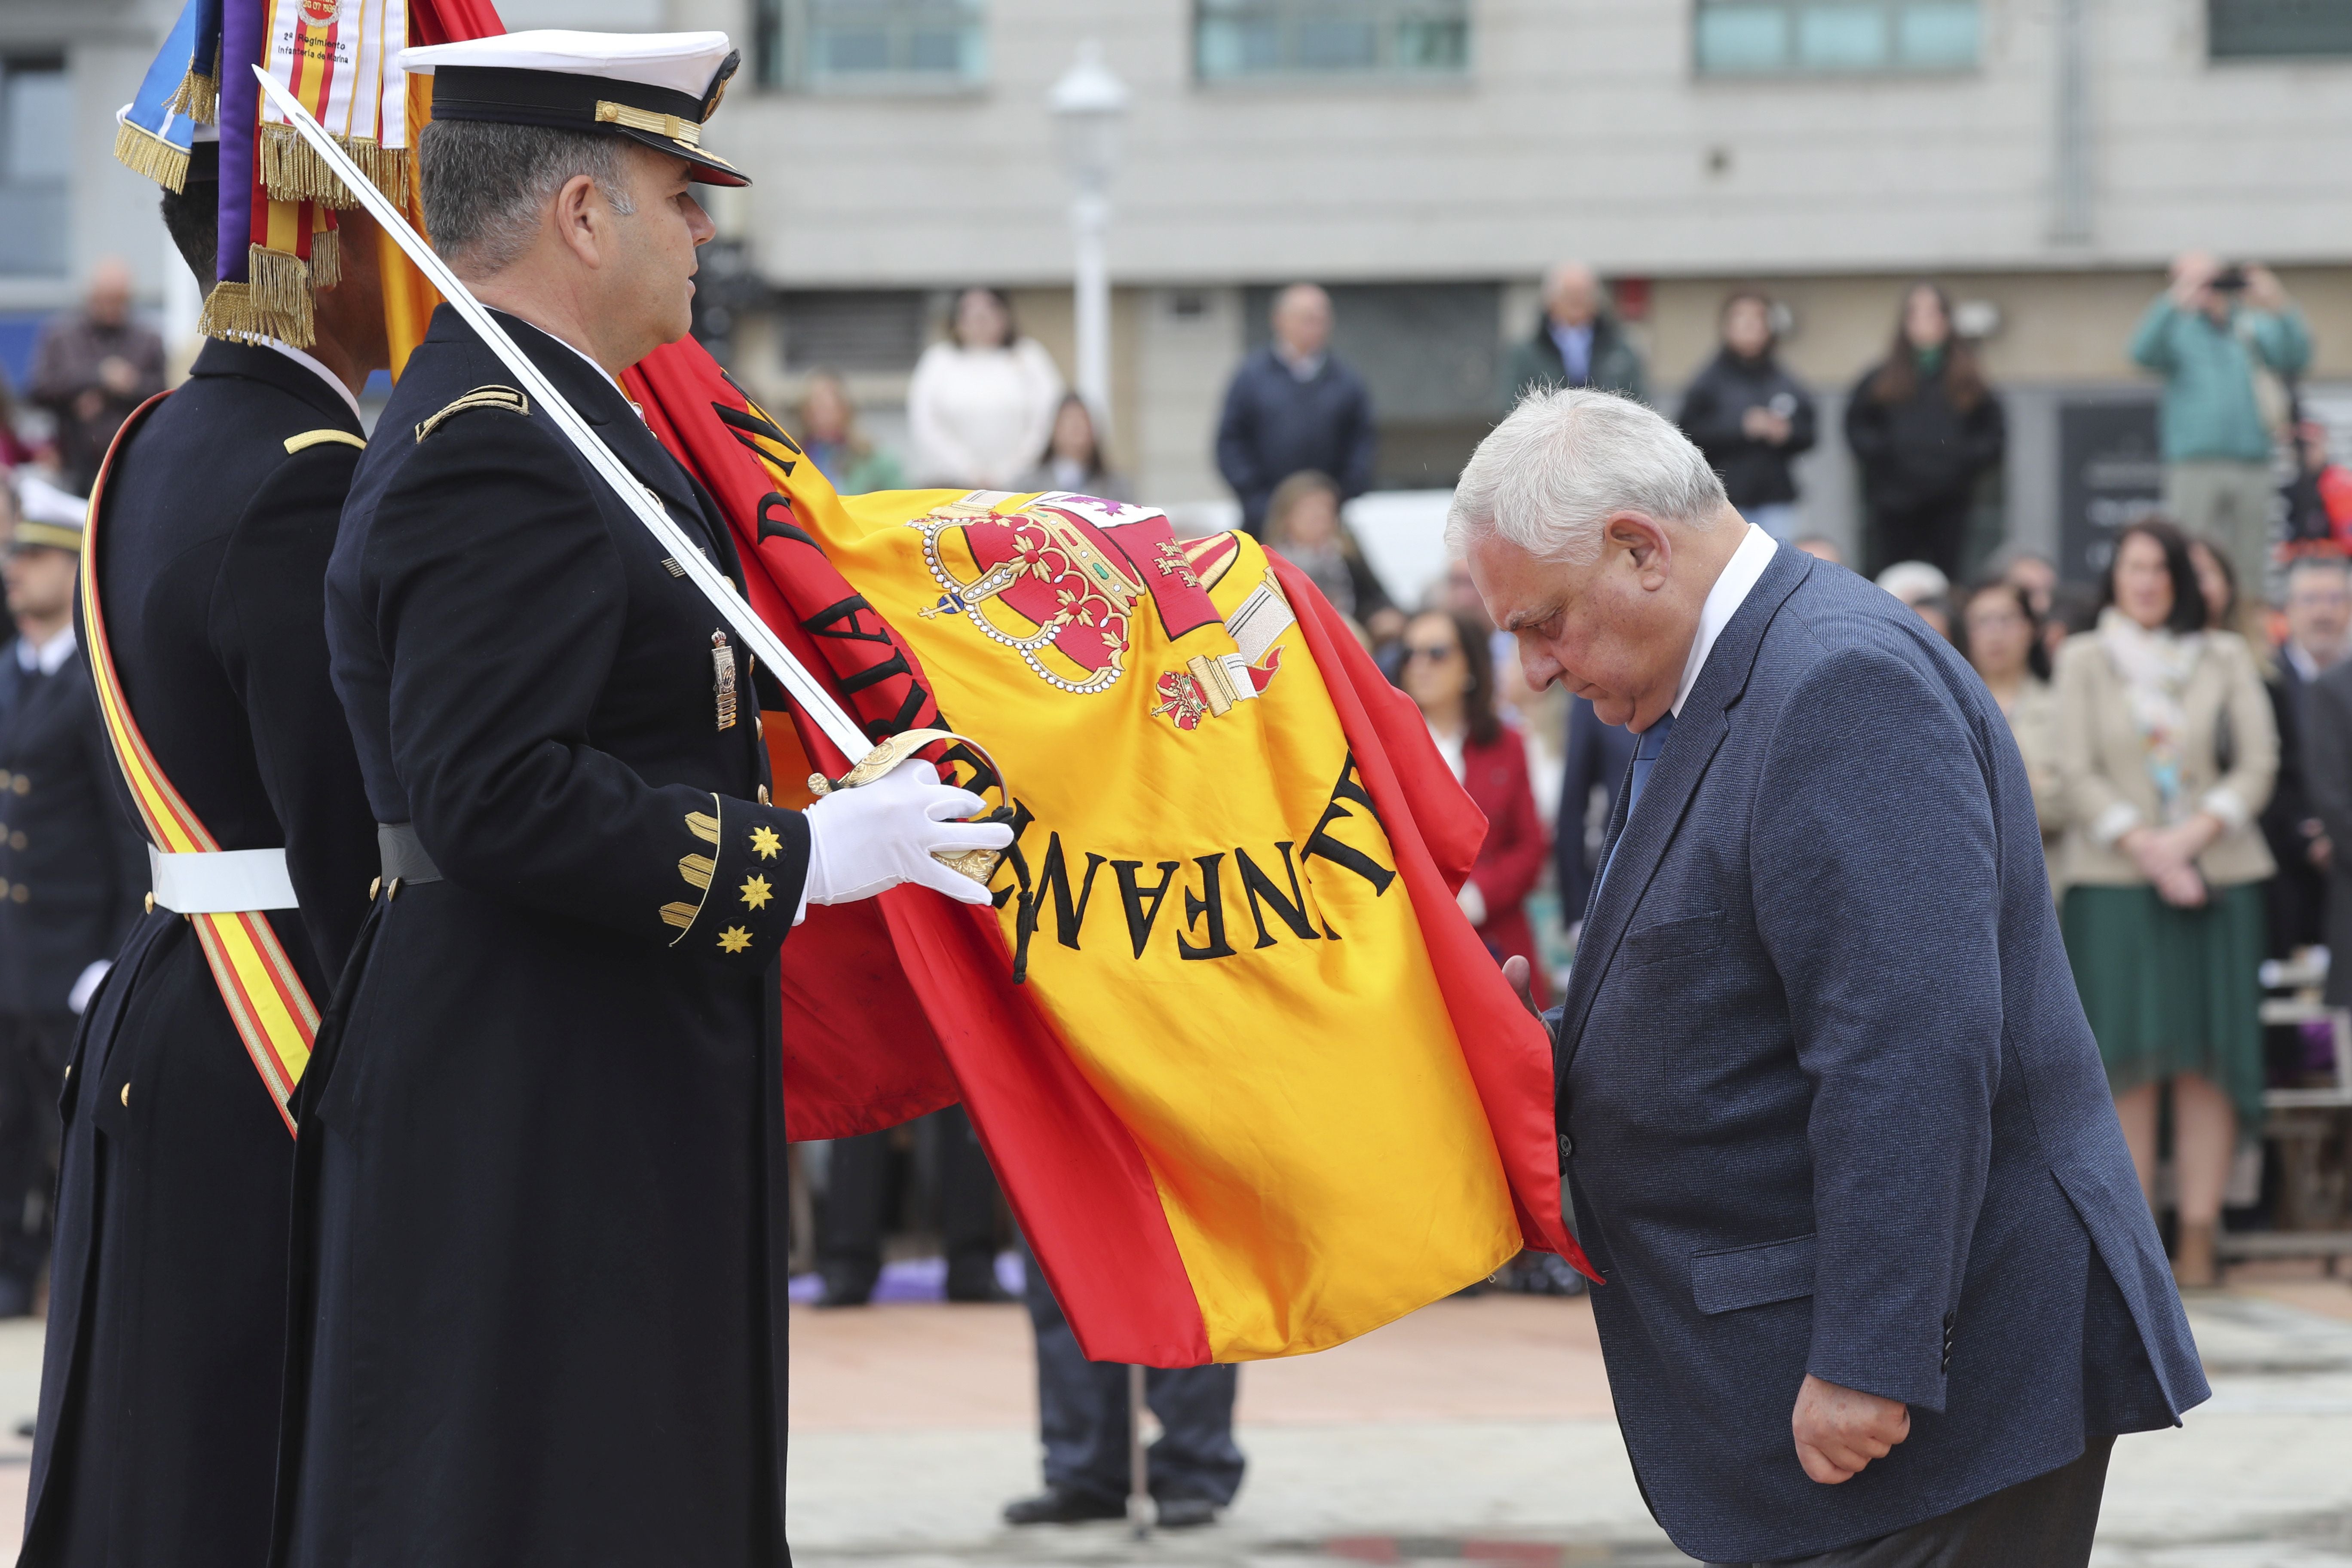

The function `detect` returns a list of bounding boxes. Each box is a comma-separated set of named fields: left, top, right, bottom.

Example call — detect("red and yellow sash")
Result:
left=79, top=395, right=318, bottom=1134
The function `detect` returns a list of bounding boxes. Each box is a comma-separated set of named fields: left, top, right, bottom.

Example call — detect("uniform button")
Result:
left=10, top=885, right=26, bottom=904
left=1557, top=1132, right=1574, bottom=1168
left=369, top=876, right=382, bottom=900
left=9, top=831, right=23, bottom=850
left=757, top=785, right=771, bottom=805
left=119, top=1082, right=129, bottom=1108
left=0, top=771, right=11, bottom=789
left=754, top=714, right=763, bottom=739
left=11, top=776, right=27, bottom=796
left=144, top=892, right=155, bottom=913
left=0, top=879, right=9, bottom=898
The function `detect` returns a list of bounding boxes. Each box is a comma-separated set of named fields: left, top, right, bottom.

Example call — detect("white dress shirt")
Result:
left=1669, top=523, right=1777, bottom=719
left=15, top=625, right=76, bottom=676
left=259, top=338, right=363, bottom=421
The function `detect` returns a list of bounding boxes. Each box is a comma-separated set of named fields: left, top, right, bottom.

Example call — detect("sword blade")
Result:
left=249, top=65, right=876, bottom=766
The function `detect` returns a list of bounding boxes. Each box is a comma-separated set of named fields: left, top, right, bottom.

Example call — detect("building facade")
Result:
left=12, top=0, right=2352, bottom=582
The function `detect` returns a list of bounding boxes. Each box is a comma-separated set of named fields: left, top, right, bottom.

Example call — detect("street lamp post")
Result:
left=1047, top=41, right=1130, bottom=428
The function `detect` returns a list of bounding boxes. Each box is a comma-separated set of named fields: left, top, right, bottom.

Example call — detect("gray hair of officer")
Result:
left=419, top=121, right=638, bottom=276
left=1446, top=387, right=1729, bottom=565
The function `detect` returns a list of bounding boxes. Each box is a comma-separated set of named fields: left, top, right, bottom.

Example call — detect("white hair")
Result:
left=1445, top=387, right=1729, bottom=564
left=1875, top=559, right=1950, bottom=605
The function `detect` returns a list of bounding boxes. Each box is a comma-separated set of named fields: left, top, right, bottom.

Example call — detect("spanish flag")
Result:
left=626, top=348, right=1591, bottom=1365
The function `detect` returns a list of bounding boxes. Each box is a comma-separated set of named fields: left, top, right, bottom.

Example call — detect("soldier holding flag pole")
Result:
left=264, top=31, right=1008, bottom=1565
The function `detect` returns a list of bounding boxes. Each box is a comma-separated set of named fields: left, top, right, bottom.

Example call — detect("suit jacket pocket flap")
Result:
left=1692, top=1232, right=1816, bottom=1315
left=1619, top=908, right=1723, bottom=971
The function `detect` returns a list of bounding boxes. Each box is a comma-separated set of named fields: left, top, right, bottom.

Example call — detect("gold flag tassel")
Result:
left=166, top=44, right=220, bottom=125
left=196, top=245, right=315, bottom=347
left=258, top=122, right=408, bottom=207
left=113, top=116, right=191, bottom=193
left=308, top=213, right=341, bottom=289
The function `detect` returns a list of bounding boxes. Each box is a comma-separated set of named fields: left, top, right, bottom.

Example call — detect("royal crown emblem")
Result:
left=911, top=492, right=1227, bottom=695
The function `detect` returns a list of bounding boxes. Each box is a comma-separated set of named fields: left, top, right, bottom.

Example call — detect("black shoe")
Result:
left=1002, top=1487, right=1126, bottom=1525
left=945, top=1263, right=1011, bottom=1303
left=815, top=1271, right=876, bottom=1308
left=1155, top=1497, right=1219, bottom=1529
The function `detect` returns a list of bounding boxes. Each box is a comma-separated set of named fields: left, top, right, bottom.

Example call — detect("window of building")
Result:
left=1195, top=0, right=1469, bottom=82
left=1694, top=1, right=1979, bottom=77
left=0, top=56, right=69, bottom=278
left=2209, top=0, right=2352, bottom=58
left=776, top=290, right=930, bottom=373
left=752, top=0, right=986, bottom=93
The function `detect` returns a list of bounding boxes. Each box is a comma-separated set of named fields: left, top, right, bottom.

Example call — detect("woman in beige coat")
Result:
left=2055, top=520, right=2276, bottom=1289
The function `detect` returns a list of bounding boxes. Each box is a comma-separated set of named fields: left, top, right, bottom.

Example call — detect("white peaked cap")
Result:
left=398, top=30, right=736, bottom=98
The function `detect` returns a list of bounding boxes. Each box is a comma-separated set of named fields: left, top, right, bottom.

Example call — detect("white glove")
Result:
left=1456, top=879, right=1488, bottom=928
left=799, top=759, right=1012, bottom=916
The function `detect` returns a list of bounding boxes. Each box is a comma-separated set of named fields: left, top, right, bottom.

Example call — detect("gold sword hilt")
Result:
left=805, top=727, right=1010, bottom=885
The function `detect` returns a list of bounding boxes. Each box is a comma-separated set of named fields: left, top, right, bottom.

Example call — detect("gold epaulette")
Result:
left=414, top=385, right=530, bottom=444
left=284, top=429, right=367, bottom=455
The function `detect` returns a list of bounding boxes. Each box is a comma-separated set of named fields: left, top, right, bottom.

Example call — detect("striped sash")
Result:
left=80, top=394, right=318, bottom=1134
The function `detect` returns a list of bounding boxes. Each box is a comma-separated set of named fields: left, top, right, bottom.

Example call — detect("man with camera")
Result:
left=2130, top=250, right=2313, bottom=598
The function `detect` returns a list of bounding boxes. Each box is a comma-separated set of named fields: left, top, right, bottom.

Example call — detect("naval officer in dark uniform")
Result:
left=18, top=130, right=387, bottom=1568
left=0, top=479, right=144, bottom=1321
left=277, top=32, right=1009, bottom=1567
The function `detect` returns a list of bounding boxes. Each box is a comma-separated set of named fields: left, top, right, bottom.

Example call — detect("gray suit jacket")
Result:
left=1550, top=545, right=2205, bottom=1563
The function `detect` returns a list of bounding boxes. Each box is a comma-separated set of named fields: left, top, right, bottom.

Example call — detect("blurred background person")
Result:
left=1875, top=558, right=1954, bottom=639
left=2262, top=555, right=2350, bottom=957
left=1845, top=282, right=2006, bottom=580
left=813, top=1107, right=1008, bottom=1308
left=1215, top=284, right=1375, bottom=535
left=1002, top=1237, right=1242, bottom=1530
left=1675, top=290, right=1816, bottom=542
left=0, top=477, right=145, bottom=1315
left=1017, top=392, right=1128, bottom=503
left=2130, top=254, right=2310, bottom=600
left=1397, top=610, right=1548, bottom=1003
left=1792, top=534, right=1845, bottom=566
left=2284, top=420, right=2352, bottom=556
left=908, top=287, right=1065, bottom=490
left=794, top=369, right=903, bottom=496
left=1958, top=578, right=2062, bottom=892
left=28, top=258, right=164, bottom=496
left=1501, top=260, right=1648, bottom=407
left=2055, top=519, right=2275, bottom=1289
left=2299, top=634, right=2352, bottom=1044
left=1991, top=545, right=2060, bottom=621
left=1260, top=470, right=1400, bottom=646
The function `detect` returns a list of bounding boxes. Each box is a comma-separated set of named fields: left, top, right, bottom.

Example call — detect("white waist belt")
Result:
left=148, top=845, right=299, bottom=914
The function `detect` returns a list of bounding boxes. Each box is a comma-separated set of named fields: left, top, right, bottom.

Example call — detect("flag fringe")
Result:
left=309, top=227, right=341, bottom=289
left=113, top=117, right=190, bottom=194
left=258, top=122, right=408, bottom=207
left=197, top=247, right=316, bottom=347
left=166, top=66, right=218, bottom=125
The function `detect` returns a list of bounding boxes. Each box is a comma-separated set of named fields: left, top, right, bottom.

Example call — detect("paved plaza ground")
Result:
left=0, top=1271, right=2342, bottom=1562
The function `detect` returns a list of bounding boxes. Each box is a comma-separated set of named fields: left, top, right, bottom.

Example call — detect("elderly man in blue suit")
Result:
left=1454, top=388, right=2208, bottom=1568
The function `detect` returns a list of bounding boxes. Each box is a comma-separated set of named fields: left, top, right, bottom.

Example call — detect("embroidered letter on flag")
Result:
left=625, top=345, right=1591, bottom=1365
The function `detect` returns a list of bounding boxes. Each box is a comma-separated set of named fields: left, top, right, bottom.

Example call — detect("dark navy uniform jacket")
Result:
left=1548, top=545, right=2205, bottom=1563
left=281, top=306, right=812, bottom=1568
left=0, top=634, right=142, bottom=1017
left=26, top=338, right=379, bottom=1568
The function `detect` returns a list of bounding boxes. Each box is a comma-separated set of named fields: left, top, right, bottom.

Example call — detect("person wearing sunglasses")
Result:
left=1396, top=609, right=1550, bottom=1003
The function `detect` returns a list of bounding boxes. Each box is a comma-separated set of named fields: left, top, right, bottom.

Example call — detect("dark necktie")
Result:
left=1593, top=710, right=1675, bottom=905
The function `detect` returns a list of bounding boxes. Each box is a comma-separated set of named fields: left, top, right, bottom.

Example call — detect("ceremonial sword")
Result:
left=251, top=67, right=1002, bottom=880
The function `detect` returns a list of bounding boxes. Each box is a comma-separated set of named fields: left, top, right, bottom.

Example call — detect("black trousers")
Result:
left=1020, top=1240, right=1245, bottom=1506
left=1720, top=1435, right=2115, bottom=1568
left=0, top=1010, right=73, bottom=1291
left=817, top=1106, right=1001, bottom=1293
left=1868, top=496, right=1975, bottom=582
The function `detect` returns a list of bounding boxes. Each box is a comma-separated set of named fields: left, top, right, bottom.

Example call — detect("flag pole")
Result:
left=1127, top=1362, right=1150, bottom=1540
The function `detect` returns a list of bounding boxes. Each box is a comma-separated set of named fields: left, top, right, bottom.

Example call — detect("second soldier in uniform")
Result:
left=20, top=128, right=387, bottom=1566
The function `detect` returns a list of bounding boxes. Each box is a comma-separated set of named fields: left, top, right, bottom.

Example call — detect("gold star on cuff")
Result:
left=718, top=925, right=753, bottom=954
left=740, top=873, right=773, bottom=910
left=749, top=825, right=782, bottom=861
